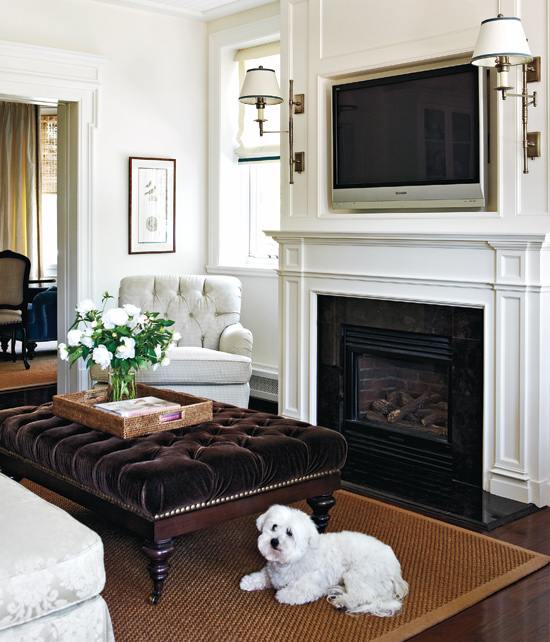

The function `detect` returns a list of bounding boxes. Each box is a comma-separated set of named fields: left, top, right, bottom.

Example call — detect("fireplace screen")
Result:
left=357, top=353, right=449, bottom=439
left=346, top=326, right=452, bottom=442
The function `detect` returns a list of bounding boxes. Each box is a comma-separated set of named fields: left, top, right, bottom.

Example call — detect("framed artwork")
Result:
left=129, top=157, right=176, bottom=254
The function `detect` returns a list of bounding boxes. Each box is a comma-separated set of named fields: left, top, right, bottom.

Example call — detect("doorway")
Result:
left=0, top=99, right=58, bottom=383
left=0, top=39, right=106, bottom=393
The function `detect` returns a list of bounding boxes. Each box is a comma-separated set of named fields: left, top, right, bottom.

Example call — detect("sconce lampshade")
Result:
left=471, top=16, right=533, bottom=67
left=239, top=67, right=284, bottom=105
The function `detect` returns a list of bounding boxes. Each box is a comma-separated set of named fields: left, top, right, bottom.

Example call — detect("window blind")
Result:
left=40, top=114, right=57, bottom=194
left=235, top=42, right=281, bottom=160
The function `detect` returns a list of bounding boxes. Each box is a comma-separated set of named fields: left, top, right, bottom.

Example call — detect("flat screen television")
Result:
left=331, top=63, right=487, bottom=210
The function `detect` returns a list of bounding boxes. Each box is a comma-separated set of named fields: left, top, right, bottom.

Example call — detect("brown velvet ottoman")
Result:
left=0, top=402, right=347, bottom=604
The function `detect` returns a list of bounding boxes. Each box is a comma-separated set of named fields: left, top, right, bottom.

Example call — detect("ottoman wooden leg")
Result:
left=142, top=538, right=176, bottom=605
left=307, top=493, right=336, bottom=533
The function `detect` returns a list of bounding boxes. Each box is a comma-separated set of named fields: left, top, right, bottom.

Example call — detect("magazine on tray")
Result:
left=95, top=396, right=181, bottom=418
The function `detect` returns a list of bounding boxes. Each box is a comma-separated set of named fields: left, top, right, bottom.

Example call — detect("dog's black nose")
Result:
left=271, top=538, right=279, bottom=549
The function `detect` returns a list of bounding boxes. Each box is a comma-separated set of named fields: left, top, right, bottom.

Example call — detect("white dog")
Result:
left=240, top=504, right=408, bottom=616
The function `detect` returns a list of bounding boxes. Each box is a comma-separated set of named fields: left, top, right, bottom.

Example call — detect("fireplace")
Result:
left=271, top=230, right=547, bottom=520
left=341, top=322, right=474, bottom=504
left=316, top=295, right=528, bottom=526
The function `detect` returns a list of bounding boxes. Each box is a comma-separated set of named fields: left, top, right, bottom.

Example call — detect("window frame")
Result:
left=208, top=16, right=281, bottom=276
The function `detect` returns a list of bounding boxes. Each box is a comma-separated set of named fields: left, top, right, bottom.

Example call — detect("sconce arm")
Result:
left=505, top=91, right=537, bottom=107
left=249, top=79, right=305, bottom=183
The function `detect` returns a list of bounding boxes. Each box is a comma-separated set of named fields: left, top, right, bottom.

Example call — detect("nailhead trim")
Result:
left=0, top=446, right=338, bottom=523
left=153, top=469, right=339, bottom=519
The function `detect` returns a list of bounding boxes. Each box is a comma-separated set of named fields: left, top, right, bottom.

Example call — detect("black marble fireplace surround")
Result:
left=317, top=295, right=538, bottom=530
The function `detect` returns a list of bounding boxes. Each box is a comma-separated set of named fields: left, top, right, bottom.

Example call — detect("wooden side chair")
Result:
left=0, top=250, right=31, bottom=369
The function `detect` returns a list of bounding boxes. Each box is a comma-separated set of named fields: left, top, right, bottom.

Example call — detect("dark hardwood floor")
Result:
left=2, top=390, right=549, bottom=641
left=0, top=384, right=57, bottom=410
left=409, top=506, right=550, bottom=642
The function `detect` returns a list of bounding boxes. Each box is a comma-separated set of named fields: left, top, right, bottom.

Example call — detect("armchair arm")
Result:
left=219, top=322, right=253, bottom=360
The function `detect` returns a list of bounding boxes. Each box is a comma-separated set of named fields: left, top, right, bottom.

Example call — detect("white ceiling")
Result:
left=88, top=0, right=276, bottom=21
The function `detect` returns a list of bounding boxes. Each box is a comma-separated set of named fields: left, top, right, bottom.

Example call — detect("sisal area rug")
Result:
left=0, top=352, right=57, bottom=390
left=23, top=483, right=549, bottom=642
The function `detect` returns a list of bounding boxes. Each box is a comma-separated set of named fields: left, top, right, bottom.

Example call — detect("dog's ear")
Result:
left=256, top=511, right=268, bottom=532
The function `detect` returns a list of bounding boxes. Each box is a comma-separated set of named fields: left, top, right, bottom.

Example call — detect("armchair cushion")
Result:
left=92, top=347, right=251, bottom=386
left=0, top=311, right=21, bottom=325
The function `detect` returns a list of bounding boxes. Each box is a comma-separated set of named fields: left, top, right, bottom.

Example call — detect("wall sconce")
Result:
left=471, top=12, right=541, bottom=173
left=239, top=66, right=305, bottom=184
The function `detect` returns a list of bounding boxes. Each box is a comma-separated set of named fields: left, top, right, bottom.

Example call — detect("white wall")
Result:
left=1, top=0, right=282, bottom=391
left=0, top=0, right=208, bottom=306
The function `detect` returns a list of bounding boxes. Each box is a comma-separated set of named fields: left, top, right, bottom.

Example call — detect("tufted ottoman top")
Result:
left=0, top=403, right=347, bottom=520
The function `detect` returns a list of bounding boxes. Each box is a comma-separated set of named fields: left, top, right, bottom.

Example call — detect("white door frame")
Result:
left=0, top=39, right=106, bottom=393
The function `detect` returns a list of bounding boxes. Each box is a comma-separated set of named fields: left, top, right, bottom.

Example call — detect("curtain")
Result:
left=0, top=101, right=41, bottom=279
left=234, top=42, right=281, bottom=159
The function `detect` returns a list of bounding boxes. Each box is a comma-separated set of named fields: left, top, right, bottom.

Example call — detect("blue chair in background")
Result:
left=0, top=286, right=57, bottom=361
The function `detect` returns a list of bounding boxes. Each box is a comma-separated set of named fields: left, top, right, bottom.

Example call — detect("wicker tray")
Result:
left=52, top=383, right=213, bottom=438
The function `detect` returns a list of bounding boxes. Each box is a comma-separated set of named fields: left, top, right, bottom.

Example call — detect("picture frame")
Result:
left=129, top=157, right=176, bottom=254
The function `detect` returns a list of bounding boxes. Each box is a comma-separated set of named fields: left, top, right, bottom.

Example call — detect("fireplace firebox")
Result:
left=317, top=295, right=493, bottom=524
left=343, top=325, right=456, bottom=502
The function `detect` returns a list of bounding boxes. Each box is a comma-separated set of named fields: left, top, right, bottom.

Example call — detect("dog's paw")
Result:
left=240, top=571, right=271, bottom=592
left=327, top=594, right=349, bottom=612
left=327, top=586, right=351, bottom=612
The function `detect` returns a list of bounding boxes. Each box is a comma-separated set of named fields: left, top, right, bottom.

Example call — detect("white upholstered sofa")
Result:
left=91, top=275, right=253, bottom=407
left=0, top=474, right=114, bottom=642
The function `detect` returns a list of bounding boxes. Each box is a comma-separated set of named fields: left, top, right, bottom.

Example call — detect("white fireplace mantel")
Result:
left=268, top=230, right=550, bottom=507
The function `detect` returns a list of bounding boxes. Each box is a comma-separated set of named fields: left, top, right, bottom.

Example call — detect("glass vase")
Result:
left=107, top=369, right=136, bottom=402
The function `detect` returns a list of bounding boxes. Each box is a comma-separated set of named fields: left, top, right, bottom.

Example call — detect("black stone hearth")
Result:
left=317, top=295, right=539, bottom=530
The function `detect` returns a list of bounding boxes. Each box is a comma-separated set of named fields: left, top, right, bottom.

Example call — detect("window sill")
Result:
left=206, top=263, right=278, bottom=279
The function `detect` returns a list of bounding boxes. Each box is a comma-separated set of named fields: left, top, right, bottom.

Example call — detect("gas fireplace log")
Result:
left=387, top=391, right=432, bottom=423
left=415, top=408, right=434, bottom=418
left=370, top=390, right=415, bottom=415
left=420, top=410, right=448, bottom=427
left=398, top=391, right=414, bottom=405
left=365, top=409, right=423, bottom=425
left=371, top=399, right=398, bottom=415
left=365, top=410, right=387, bottom=422
left=422, top=424, right=447, bottom=437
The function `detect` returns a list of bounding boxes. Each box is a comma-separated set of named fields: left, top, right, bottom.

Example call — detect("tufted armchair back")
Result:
left=118, top=275, right=243, bottom=351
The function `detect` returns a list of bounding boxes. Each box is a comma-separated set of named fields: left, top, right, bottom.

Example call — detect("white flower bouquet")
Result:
left=58, top=292, right=181, bottom=401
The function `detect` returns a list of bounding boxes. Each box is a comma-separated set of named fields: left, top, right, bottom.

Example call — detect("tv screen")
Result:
left=332, top=64, right=485, bottom=210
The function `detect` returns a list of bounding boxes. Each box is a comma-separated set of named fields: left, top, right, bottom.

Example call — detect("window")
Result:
left=242, top=159, right=280, bottom=260
left=236, top=48, right=280, bottom=262
left=208, top=19, right=281, bottom=272
left=40, top=110, right=57, bottom=278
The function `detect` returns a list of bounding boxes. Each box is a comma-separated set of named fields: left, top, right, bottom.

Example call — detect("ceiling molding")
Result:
left=88, top=0, right=276, bottom=21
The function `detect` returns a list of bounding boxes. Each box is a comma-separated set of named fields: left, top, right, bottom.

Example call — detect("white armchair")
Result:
left=91, top=275, right=253, bottom=407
